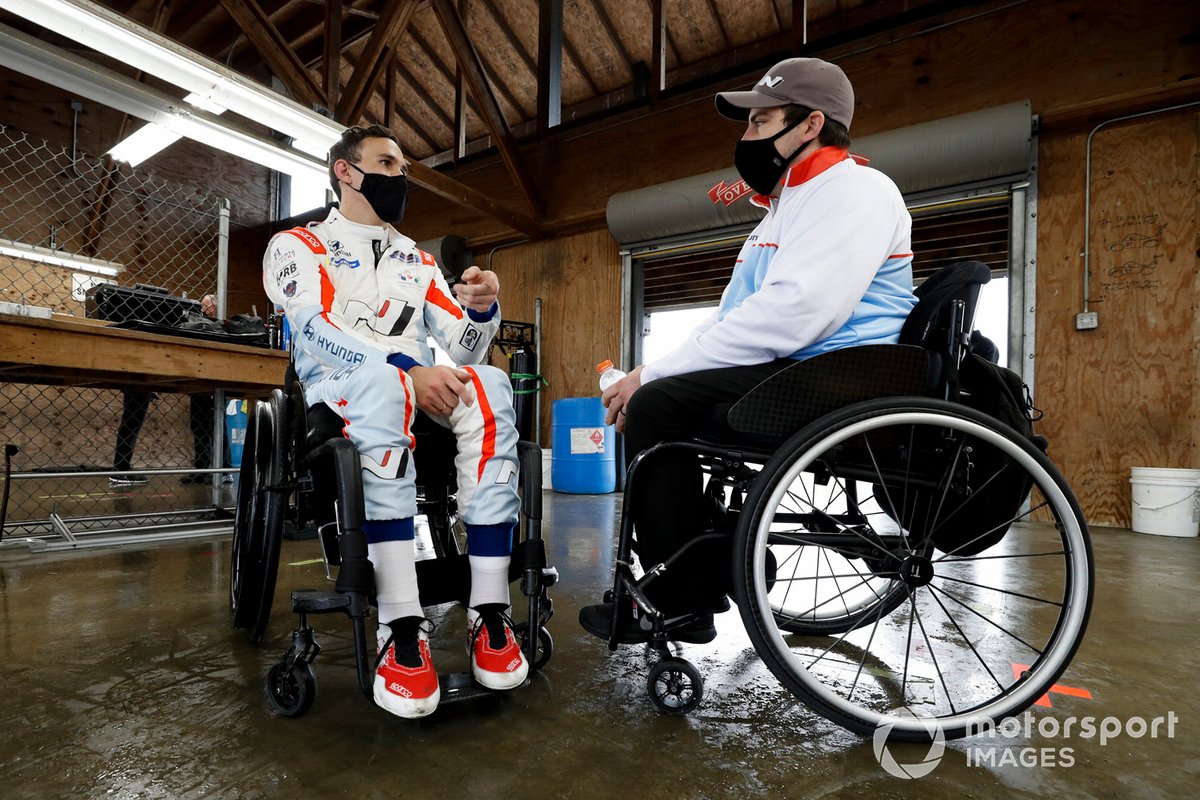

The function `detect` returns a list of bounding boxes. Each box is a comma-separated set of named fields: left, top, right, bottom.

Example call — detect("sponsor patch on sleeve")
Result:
left=459, top=327, right=480, bottom=351
left=282, top=227, right=327, bottom=255
left=419, top=249, right=437, bottom=267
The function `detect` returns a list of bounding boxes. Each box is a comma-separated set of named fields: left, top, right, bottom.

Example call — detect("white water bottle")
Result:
left=596, top=359, right=626, bottom=391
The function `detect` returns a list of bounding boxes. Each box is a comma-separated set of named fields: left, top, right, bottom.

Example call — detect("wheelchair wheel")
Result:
left=264, top=659, right=316, bottom=718
left=230, top=392, right=287, bottom=643
left=513, top=621, right=553, bottom=671
left=646, top=657, right=703, bottom=715
left=734, top=397, right=1093, bottom=742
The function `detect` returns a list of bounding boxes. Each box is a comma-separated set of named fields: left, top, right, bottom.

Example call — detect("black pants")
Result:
left=624, top=359, right=796, bottom=615
left=113, top=390, right=153, bottom=472
left=189, top=394, right=214, bottom=469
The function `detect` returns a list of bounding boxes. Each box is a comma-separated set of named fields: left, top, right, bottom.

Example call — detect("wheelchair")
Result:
left=601, top=261, right=1093, bottom=742
left=229, top=364, right=556, bottom=717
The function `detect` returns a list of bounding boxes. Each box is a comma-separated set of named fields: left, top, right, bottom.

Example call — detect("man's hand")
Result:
left=601, top=365, right=644, bottom=433
left=409, top=365, right=475, bottom=416
left=201, top=294, right=218, bottom=320
left=453, top=266, right=499, bottom=312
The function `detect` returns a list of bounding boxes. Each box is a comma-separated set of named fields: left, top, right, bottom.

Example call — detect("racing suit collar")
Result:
left=323, top=206, right=414, bottom=250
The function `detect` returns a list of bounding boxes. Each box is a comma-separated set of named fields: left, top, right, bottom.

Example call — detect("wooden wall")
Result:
left=485, top=230, right=623, bottom=445
left=1037, top=113, right=1200, bottom=525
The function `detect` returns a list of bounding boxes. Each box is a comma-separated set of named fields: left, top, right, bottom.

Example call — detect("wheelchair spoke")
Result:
left=770, top=569, right=900, bottom=583
left=934, top=496, right=1051, bottom=560
left=846, top=576, right=893, bottom=702
left=924, top=585, right=1005, bottom=693
left=933, top=574, right=1065, bottom=606
left=910, top=587, right=957, bottom=715
left=861, top=430, right=915, bottom=552
left=766, top=530, right=895, bottom=562
left=927, top=582, right=1044, bottom=656
left=935, top=549, right=1066, bottom=564
left=778, top=570, right=897, bottom=627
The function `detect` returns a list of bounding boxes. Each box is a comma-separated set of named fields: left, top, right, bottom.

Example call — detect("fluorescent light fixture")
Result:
left=0, top=23, right=329, bottom=181
left=1, top=0, right=342, bottom=157
left=107, top=122, right=182, bottom=166
left=108, top=92, right=228, bottom=166
left=0, top=237, right=123, bottom=277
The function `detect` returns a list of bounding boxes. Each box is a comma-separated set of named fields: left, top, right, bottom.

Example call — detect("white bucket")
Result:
left=541, top=448, right=553, bottom=492
left=1129, top=467, right=1200, bottom=538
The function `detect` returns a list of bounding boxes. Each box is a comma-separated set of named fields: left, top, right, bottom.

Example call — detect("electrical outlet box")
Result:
left=1075, top=312, right=1099, bottom=330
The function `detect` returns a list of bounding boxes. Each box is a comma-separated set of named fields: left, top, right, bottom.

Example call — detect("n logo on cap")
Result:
left=759, top=75, right=784, bottom=88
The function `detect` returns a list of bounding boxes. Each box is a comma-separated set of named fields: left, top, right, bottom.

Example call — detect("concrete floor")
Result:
left=0, top=491, right=1196, bottom=799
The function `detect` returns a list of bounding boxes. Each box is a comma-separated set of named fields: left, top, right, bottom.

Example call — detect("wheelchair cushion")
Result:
left=725, top=345, right=932, bottom=442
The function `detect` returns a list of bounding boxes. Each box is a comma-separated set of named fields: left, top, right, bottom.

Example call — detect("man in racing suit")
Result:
left=263, top=124, right=526, bottom=719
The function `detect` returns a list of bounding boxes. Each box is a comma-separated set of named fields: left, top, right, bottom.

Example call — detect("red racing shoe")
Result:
left=467, top=604, right=529, bottom=690
left=374, top=617, right=440, bottom=718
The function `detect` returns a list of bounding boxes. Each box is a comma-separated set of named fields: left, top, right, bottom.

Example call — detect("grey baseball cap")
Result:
left=716, top=57, right=855, bottom=129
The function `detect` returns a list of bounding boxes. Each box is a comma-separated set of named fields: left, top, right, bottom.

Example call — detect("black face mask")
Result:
left=348, top=162, right=409, bottom=223
left=734, top=118, right=811, bottom=196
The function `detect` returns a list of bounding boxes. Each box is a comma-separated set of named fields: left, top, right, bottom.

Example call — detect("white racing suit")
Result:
left=262, top=208, right=519, bottom=615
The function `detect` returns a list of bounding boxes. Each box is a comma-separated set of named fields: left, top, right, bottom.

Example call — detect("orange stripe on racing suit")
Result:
left=463, top=367, right=495, bottom=482
left=317, top=264, right=340, bottom=328
left=425, top=282, right=464, bottom=320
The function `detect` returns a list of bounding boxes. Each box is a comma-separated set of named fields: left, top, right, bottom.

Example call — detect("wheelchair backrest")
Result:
left=899, top=260, right=991, bottom=398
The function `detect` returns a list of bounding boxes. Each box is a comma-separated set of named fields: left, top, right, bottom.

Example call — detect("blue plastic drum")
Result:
left=551, top=397, right=616, bottom=494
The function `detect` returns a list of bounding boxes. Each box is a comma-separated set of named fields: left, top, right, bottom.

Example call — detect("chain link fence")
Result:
left=0, top=124, right=236, bottom=542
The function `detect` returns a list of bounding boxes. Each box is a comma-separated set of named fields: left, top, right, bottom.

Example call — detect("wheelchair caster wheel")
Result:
left=264, top=660, right=316, bottom=717
left=646, top=657, right=703, bottom=715
left=513, top=622, right=553, bottom=671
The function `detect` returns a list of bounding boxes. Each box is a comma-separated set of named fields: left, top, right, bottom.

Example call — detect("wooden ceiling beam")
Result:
left=336, top=0, right=421, bottom=124
left=644, top=0, right=681, bottom=68
left=649, top=0, right=665, bottom=103
left=704, top=0, right=731, bottom=49
left=585, top=0, right=635, bottom=81
left=458, top=1, right=531, bottom=118
left=477, top=0, right=535, bottom=74
left=324, top=0, right=342, bottom=110
left=344, top=50, right=440, bottom=151
left=537, top=0, right=562, bottom=135
left=431, top=0, right=542, bottom=216
left=217, top=0, right=325, bottom=108
left=408, top=162, right=543, bottom=238
left=394, top=58, right=456, bottom=131
left=408, top=25, right=482, bottom=120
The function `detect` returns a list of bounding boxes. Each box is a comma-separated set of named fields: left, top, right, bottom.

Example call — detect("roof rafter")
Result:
left=430, top=0, right=542, bottom=217
left=216, top=0, right=325, bottom=109
left=336, top=0, right=420, bottom=124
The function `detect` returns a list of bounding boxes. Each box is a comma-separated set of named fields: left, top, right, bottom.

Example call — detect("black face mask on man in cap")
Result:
left=348, top=161, right=409, bottom=223
left=733, top=116, right=811, bottom=196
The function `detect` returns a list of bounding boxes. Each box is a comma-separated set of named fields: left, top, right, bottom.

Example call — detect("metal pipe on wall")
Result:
left=534, top=297, right=543, bottom=446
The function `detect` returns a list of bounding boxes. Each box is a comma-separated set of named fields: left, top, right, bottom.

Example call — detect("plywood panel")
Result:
left=1036, top=113, right=1199, bottom=527
left=486, top=229, right=622, bottom=443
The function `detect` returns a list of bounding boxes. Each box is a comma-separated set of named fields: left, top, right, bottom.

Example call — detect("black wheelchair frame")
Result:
left=230, top=365, right=556, bottom=717
left=601, top=261, right=1094, bottom=741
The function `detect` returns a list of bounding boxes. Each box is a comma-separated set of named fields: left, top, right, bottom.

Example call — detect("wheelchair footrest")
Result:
left=291, top=589, right=353, bottom=613
left=438, top=671, right=500, bottom=705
